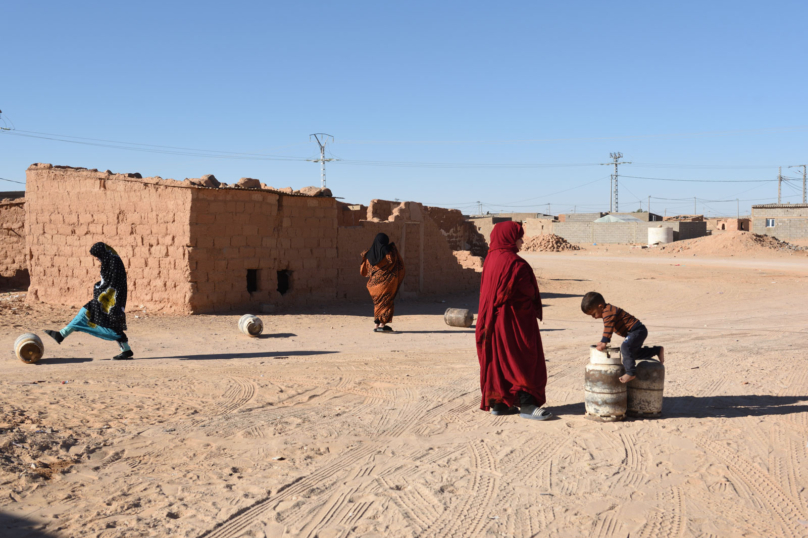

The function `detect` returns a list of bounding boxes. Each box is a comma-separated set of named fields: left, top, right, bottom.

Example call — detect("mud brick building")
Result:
left=24, top=164, right=481, bottom=314
left=0, top=198, right=28, bottom=289
left=752, top=204, right=808, bottom=240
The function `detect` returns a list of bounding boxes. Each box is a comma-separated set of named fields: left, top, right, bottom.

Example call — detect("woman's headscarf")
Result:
left=366, top=233, right=396, bottom=266
left=475, top=222, right=540, bottom=345
left=84, top=242, right=128, bottom=333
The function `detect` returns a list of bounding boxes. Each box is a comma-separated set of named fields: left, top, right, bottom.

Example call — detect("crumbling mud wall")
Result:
left=24, top=165, right=482, bottom=314
left=336, top=202, right=368, bottom=227
left=25, top=164, right=195, bottom=313
left=0, top=200, right=29, bottom=289
left=423, top=206, right=488, bottom=256
left=336, top=200, right=481, bottom=302
left=188, top=189, right=339, bottom=312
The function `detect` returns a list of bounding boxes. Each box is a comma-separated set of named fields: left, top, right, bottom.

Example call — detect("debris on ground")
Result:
left=522, top=234, right=582, bottom=253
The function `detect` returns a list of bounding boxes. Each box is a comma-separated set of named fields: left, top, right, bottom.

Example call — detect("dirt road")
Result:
left=1, top=249, right=807, bottom=537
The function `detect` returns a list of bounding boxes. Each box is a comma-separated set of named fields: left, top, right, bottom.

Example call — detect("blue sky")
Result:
left=2, top=1, right=807, bottom=216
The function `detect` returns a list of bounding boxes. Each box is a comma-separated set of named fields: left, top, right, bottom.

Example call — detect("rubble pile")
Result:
left=522, top=234, right=581, bottom=253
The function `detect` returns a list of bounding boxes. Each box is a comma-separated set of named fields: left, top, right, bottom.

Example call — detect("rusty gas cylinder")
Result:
left=584, top=345, right=626, bottom=422
left=15, top=333, right=44, bottom=364
left=627, top=360, right=665, bottom=418
left=238, top=314, right=264, bottom=337
left=444, top=308, right=474, bottom=328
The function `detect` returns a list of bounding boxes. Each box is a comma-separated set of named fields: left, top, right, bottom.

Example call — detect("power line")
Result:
left=334, top=125, right=808, bottom=145
left=622, top=174, right=778, bottom=183
left=0, top=177, right=25, bottom=185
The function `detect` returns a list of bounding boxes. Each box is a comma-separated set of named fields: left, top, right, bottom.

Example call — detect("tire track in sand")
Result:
left=636, top=486, right=684, bottom=538
left=420, top=439, right=498, bottom=538
left=198, top=444, right=376, bottom=538
left=694, top=437, right=804, bottom=538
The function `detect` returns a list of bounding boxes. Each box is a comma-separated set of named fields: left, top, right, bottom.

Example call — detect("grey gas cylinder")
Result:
left=584, top=345, right=627, bottom=422
left=238, top=314, right=264, bottom=337
left=444, top=308, right=474, bottom=328
left=627, top=360, right=665, bottom=417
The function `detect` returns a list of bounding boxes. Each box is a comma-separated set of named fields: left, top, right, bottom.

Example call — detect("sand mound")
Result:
left=522, top=234, right=581, bottom=252
left=659, top=231, right=806, bottom=255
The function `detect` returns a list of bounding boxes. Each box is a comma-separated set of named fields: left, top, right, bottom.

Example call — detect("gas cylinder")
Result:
left=584, top=345, right=626, bottom=422
left=444, top=308, right=474, bottom=328
left=238, top=314, right=264, bottom=337
left=627, top=359, right=665, bottom=417
left=15, top=333, right=44, bottom=364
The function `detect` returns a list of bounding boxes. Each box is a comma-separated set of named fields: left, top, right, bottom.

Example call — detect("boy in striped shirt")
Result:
left=581, top=292, right=665, bottom=383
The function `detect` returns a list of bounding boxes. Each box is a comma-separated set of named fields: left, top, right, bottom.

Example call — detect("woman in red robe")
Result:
left=476, top=221, right=552, bottom=420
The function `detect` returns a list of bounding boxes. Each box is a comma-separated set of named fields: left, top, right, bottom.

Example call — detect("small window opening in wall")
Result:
left=766, top=218, right=776, bottom=228
left=246, top=269, right=258, bottom=293
left=277, top=270, right=291, bottom=295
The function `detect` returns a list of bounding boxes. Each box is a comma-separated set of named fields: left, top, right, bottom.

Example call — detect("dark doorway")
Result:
left=277, top=270, right=291, bottom=295
left=247, top=269, right=258, bottom=293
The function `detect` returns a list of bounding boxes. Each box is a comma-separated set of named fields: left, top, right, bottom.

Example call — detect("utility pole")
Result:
left=737, top=198, right=739, bottom=219
left=789, top=164, right=807, bottom=204
left=648, top=195, right=651, bottom=218
left=694, top=197, right=697, bottom=215
left=601, top=152, right=631, bottom=213
left=778, top=166, right=782, bottom=204
left=477, top=201, right=482, bottom=215
left=308, top=133, right=335, bottom=189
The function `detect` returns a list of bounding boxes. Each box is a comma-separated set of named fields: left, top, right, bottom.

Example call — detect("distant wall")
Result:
left=551, top=221, right=707, bottom=244
left=706, top=218, right=750, bottom=232
left=522, top=218, right=554, bottom=237
left=558, top=212, right=605, bottom=222
left=0, top=200, right=29, bottom=289
left=611, top=212, right=663, bottom=222
left=752, top=205, right=808, bottom=240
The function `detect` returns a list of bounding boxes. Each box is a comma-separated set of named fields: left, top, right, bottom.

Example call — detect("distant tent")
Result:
left=594, top=215, right=644, bottom=223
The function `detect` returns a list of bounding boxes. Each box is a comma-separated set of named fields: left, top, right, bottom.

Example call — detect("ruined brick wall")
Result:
left=423, top=206, right=488, bottom=256
left=26, top=165, right=481, bottom=314
left=335, top=218, right=480, bottom=303
left=25, top=165, right=194, bottom=313
left=0, top=200, right=29, bottom=289
left=337, top=202, right=368, bottom=227
left=188, top=190, right=339, bottom=312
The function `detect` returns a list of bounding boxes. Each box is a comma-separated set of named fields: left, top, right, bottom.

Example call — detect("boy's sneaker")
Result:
left=113, top=350, right=134, bottom=361
left=44, top=330, right=63, bottom=344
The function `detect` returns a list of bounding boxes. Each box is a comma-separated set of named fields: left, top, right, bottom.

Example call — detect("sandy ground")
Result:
left=1, top=244, right=808, bottom=538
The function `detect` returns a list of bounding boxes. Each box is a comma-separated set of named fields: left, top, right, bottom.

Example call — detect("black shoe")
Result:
left=44, top=330, right=63, bottom=344
left=491, top=403, right=519, bottom=416
left=113, top=350, right=134, bottom=361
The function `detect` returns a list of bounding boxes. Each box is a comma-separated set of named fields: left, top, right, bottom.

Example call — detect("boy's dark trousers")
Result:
left=620, top=323, right=661, bottom=376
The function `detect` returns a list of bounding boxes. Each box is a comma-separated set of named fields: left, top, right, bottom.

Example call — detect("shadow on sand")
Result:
left=256, top=333, right=296, bottom=339
left=0, top=511, right=60, bottom=537
left=550, top=395, right=808, bottom=419
left=145, top=351, right=338, bottom=361
left=32, top=357, right=94, bottom=365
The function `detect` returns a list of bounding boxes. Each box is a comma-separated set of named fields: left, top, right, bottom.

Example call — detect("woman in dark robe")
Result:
left=360, top=233, right=406, bottom=332
left=476, top=222, right=552, bottom=420
left=45, top=242, right=134, bottom=360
